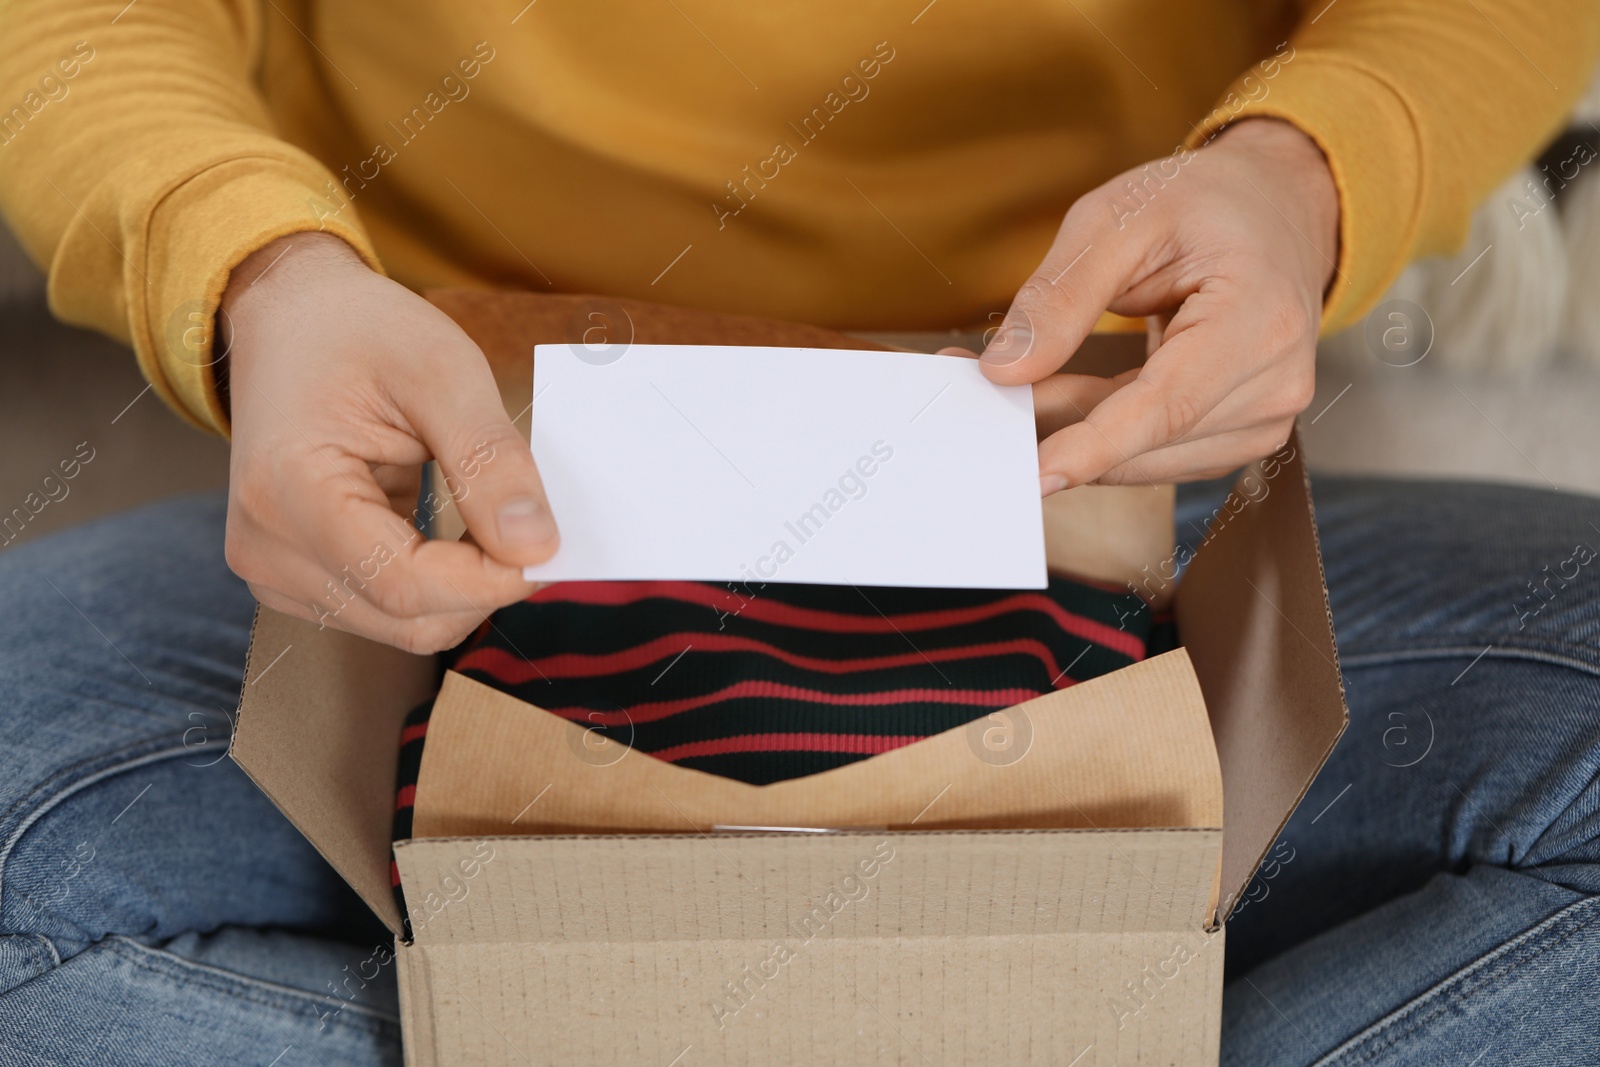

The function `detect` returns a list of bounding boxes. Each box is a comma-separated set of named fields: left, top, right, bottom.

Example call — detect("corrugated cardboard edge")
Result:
left=393, top=829, right=1225, bottom=1067
left=1176, top=430, right=1349, bottom=921
left=232, top=606, right=438, bottom=935
left=394, top=940, right=436, bottom=1062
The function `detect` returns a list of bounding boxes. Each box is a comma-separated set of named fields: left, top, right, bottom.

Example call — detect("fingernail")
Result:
left=497, top=496, right=557, bottom=547
left=981, top=323, right=1032, bottom=366
left=1039, top=473, right=1069, bottom=497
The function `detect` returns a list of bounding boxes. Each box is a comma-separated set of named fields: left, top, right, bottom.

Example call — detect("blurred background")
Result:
left=3, top=69, right=1598, bottom=549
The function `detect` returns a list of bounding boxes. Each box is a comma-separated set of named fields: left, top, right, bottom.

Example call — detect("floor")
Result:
left=0, top=300, right=231, bottom=550
left=1300, top=351, right=1600, bottom=497
left=1, top=222, right=1596, bottom=556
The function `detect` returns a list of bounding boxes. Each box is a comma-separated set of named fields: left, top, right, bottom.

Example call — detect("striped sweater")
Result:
left=393, top=576, right=1158, bottom=892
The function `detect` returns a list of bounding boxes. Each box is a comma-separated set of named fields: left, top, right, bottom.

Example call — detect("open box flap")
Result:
left=232, top=607, right=437, bottom=936
left=1175, top=430, right=1348, bottom=921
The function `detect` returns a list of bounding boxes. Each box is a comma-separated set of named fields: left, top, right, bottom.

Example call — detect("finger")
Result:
left=1145, top=311, right=1172, bottom=358
left=1031, top=371, right=1133, bottom=440
left=239, top=494, right=528, bottom=622
left=1091, top=419, right=1295, bottom=485
left=248, top=581, right=325, bottom=626
left=1036, top=320, right=1243, bottom=488
left=946, top=345, right=1130, bottom=442
left=1136, top=354, right=1314, bottom=448
left=248, top=578, right=490, bottom=655
left=978, top=195, right=1157, bottom=385
left=280, top=454, right=535, bottom=618
left=374, top=463, right=423, bottom=519
left=399, top=342, right=560, bottom=568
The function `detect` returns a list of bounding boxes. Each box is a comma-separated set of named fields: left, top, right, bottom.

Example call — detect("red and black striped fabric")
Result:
left=391, top=576, right=1152, bottom=928
left=411, top=576, right=1149, bottom=780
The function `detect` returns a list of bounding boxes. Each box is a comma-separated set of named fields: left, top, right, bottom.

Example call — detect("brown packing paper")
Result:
left=411, top=649, right=1223, bottom=841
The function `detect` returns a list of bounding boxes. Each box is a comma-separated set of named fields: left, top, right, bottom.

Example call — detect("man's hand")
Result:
left=977, top=117, right=1339, bottom=492
left=220, top=232, right=557, bottom=653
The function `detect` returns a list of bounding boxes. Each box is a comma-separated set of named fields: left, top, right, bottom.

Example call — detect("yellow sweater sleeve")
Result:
left=0, top=0, right=381, bottom=434
left=1191, top=0, right=1600, bottom=334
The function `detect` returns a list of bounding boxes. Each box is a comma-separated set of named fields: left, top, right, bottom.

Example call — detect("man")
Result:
left=0, top=2, right=1597, bottom=1063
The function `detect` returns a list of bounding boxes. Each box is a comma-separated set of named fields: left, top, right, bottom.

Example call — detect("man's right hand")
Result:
left=219, top=232, right=558, bottom=653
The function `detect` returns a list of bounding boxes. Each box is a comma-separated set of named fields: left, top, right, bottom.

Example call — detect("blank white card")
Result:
left=523, top=343, right=1045, bottom=589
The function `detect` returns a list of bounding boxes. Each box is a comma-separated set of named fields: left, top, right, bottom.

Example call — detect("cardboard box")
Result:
left=232, top=292, right=1347, bottom=1066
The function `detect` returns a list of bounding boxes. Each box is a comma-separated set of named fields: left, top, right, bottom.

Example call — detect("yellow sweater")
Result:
left=1, top=1, right=1595, bottom=434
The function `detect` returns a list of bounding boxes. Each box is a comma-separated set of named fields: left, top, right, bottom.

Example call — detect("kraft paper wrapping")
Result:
left=411, top=648, right=1223, bottom=839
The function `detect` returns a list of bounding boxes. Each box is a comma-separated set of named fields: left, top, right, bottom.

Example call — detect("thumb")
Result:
left=409, top=363, right=560, bottom=568
left=979, top=197, right=1150, bottom=386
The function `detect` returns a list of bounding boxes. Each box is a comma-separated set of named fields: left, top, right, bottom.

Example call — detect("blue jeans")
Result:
left=0, top=482, right=1595, bottom=1065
